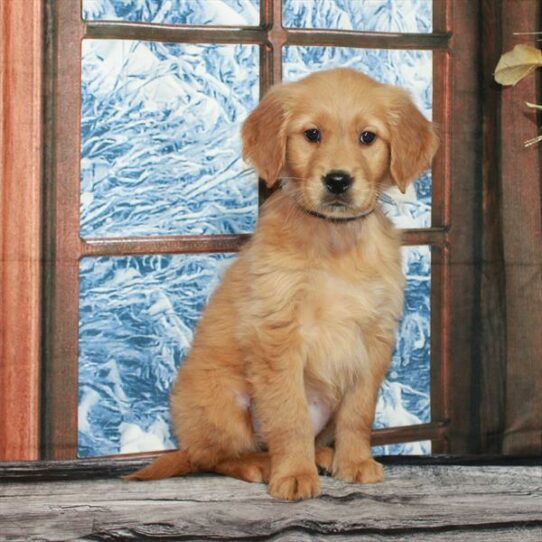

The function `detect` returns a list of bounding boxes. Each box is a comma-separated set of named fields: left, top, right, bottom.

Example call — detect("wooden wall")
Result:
left=0, top=0, right=43, bottom=460
left=455, top=0, right=542, bottom=455
left=499, top=0, right=542, bottom=455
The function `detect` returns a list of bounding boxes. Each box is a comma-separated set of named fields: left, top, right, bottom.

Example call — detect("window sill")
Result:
left=1, top=456, right=541, bottom=540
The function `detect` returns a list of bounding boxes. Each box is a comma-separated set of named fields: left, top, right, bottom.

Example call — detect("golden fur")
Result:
left=126, top=68, right=438, bottom=500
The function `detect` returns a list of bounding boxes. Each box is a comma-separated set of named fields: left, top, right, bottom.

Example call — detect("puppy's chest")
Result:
left=298, top=266, right=399, bottom=390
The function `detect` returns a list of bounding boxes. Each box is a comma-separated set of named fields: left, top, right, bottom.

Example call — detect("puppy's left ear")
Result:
left=242, top=84, right=291, bottom=187
left=387, top=90, right=439, bottom=193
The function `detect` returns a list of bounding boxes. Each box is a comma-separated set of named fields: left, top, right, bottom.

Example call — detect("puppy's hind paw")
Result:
left=315, top=446, right=334, bottom=475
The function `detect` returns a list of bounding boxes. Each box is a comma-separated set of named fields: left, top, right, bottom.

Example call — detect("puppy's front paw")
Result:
left=333, top=458, right=385, bottom=484
left=268, top=471, right=321, bottom=500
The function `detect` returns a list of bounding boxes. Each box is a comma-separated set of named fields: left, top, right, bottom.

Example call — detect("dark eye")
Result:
left=360, top=131, right=376, bottom=145
left=304, top=128, right=321, bottom=143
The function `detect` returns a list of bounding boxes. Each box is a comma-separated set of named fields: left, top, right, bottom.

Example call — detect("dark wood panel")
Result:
left=477, top=0, right=507, bottom=455
left=500, top=0, right=542, bottom=455
left=0, top=0, right=43, bottom=461
left=1, top=463, right=541, bottom=540
left=446, top=0, right=483, bottom=453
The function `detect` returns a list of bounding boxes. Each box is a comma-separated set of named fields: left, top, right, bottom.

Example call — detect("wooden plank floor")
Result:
left=1, top=457, right=541, bottom=541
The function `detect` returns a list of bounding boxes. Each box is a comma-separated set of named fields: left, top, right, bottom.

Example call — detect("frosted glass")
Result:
left=283, top=0, right=432, bottom=33
left=83, top=0, right=260, bottom=26
left=81, top=40, right=259, bottom=238
left=78, top=245, right=430, bottom=457
left=78, top=253, right=236, bottom=457
left=374, top=245, right=431, bottom=433
left=283, top=46, right=432, bottom=228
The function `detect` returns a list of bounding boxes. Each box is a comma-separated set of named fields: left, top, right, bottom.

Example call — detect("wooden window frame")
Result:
left=5, top=0, right=538, bottom=461
left=41, top=0, right=451, bottom=459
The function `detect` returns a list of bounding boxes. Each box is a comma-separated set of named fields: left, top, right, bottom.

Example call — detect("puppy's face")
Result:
left=284, top=78, right=392, bottom=219
left=242, top=68, right=438, bottom=220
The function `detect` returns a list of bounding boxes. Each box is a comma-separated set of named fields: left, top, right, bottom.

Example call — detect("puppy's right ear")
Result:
left=242, top=85, right=290, bottom=187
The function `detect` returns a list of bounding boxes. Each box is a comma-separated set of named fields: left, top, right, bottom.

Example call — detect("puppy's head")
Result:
left=242, top=68, right=438, bottom=220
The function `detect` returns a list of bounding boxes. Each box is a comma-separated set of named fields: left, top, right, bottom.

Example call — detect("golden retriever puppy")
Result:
left=127, top=68, right=438, bottom=500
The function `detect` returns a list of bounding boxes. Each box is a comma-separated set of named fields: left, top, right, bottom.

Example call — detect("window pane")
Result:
left=83, top=0, right=260, bottom=26
left=81, top=40, right=259, bottom=238
left=283, top=0, right=432, bottom=32
left=78, top=253, right=236, bottom=457
left=78, top=246, right=430, bottom=458
left=374, top=245, right=431, bottom=436
left=283, top=46, right=432, bottom=228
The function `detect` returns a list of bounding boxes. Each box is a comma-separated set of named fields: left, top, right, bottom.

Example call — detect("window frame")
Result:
left=42, top=0, right=453, bottom=459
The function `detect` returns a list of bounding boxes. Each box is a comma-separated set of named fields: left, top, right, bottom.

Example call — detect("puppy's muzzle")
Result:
left=322, top=170, right=353, bottom=195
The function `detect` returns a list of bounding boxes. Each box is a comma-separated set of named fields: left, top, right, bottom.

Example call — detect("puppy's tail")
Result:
left=123, top=449, right=194, bottom=481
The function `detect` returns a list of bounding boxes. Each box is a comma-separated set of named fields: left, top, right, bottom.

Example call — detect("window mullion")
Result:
left=81, top=235, right=250, bottom=257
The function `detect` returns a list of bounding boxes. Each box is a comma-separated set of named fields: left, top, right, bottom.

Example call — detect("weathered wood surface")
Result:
left=0, top=462, right=540, bottom=541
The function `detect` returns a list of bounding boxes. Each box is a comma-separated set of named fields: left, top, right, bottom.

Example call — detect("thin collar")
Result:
left=298, top=205, right=375, bottom=223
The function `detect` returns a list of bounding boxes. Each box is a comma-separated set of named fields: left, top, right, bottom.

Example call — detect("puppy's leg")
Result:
left=171, top=364, right=259, bottom=472
left=332, top=333, right=393, bottom=484
left=249, top=343, right=320, bottom=500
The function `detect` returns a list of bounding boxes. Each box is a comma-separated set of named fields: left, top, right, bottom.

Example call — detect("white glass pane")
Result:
left=283, top=0, right=432, bottom=33
left=81, top=40, right=259, bottom=237
left=83, top=0, right=260, bottom=26
left=374, top=246, right=431, bottom=435
left=78, top=253, right=235, bottom=457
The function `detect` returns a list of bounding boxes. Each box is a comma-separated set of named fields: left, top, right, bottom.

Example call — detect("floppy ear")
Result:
left=242, top=85, right=290, bottom=187
left=387, top=90, right=439, bottom=193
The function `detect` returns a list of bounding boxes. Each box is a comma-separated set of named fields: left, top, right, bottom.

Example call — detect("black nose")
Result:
left=323, top=171, right=353, bottom=194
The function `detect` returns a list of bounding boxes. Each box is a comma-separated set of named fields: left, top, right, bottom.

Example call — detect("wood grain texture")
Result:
left=0, top=0, right=43, bottom=460
left=500, top=0, right=542, bottom=456
left=2, top=455, right=540, bottom=482
left=0, top=462, right=540, bottom=541
left=446, top=0, right=483, bottom=454
left=84, top=20, right=451, bottom=50
left=476, top=0, right=507, bottom=455
left=42, top=0, right=84, bottom=459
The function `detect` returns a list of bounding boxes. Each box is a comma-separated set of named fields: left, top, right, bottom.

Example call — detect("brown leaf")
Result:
left=494, top=44, right=542, bottom=86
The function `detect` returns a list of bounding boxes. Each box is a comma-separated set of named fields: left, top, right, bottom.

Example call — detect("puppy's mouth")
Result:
left=324, top=200, right=350, bottom=210
left=284, top=182, right=375, bottom=222
left=299, top=199, right=375, bottom=222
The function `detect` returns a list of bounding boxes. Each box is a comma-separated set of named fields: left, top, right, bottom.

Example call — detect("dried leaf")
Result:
left=494, top=44, right=542, bottom=86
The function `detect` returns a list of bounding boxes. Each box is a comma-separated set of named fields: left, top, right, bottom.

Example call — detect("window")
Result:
left=42, top=0, right=455, bottom=459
